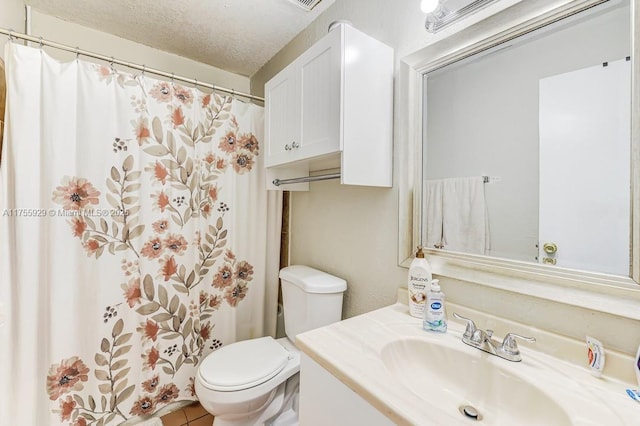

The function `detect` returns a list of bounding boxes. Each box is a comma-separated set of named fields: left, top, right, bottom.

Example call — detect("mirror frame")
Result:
left=397, top=0, right=640, bottom=318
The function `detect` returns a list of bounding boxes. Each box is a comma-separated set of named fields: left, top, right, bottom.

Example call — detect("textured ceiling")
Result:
left=24, top=0, right=335, bottom=77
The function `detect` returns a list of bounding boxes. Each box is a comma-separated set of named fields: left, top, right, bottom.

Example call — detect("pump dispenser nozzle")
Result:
left=430, top=278, right=440, bottom=292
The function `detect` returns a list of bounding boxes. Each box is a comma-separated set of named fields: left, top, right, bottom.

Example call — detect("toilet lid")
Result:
left=198, top=336, right=290, bottom=391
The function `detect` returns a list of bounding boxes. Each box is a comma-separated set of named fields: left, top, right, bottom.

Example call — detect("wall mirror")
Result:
left=423, top=0, right=630, bottom=274
left=398, top=0, right=640, bottom=300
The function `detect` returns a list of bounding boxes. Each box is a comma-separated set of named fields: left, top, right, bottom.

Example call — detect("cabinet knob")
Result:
left=284, top=144, right=291, bottom=151
left=291, top=141, right=300, bottom=149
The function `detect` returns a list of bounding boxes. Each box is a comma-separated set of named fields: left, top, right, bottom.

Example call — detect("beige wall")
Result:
left=251, top=0, right=640, bottom=356
left=0, top=0, right=24, bottom=32
left=286, top=180, right=401, bottom=317
left=0, top=4, right=248, bottom=93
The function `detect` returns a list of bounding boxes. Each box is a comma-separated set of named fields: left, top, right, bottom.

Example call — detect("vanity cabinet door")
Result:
left=299, top=353, right=395, bottom=426
left=265, top=66, right=300, bottom=167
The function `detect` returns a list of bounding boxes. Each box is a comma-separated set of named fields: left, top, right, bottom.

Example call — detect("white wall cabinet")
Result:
left=265, top=23, right=393, bottom=190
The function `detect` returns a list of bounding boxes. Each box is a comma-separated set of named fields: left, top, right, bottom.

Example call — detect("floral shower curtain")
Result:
left=0, top=43, right=281, bottom=425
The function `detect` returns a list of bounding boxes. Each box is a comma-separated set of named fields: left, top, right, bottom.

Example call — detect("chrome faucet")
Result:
left=453, top=313, right=535, bottom=362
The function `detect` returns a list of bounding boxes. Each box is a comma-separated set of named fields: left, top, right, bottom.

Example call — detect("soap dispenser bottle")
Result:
left=408, top=246, right=432, bottom=318
left=423, top=279, right=447, bottom=332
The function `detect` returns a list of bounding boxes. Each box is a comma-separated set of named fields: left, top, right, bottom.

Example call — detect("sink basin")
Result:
left=381, top=337, right=572, bottom=425
left=297, top=304, right=636, bottom=425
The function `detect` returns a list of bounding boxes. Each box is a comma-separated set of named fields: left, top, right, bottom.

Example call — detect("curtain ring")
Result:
left=38, top=36, right=44, bottom=49
left=7, top=29, right=14, bottom=42
left=194, top=78, right=198, bottom=89
left=75, top=46, right=80, bottom=60
left=141, top=64, right=146, bottom=75
left=231, top=88, right=235, bottom=99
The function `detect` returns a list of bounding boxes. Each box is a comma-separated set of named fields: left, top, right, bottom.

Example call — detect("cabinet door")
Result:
left=297, top=28, right=342, bottom=159
left=299, top=354, right=395, bottom=425
left=265, top=67, right=300, bottom=167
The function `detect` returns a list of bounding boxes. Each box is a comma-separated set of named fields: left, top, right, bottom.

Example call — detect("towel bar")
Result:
left=272, top=172, right=341, bottom=187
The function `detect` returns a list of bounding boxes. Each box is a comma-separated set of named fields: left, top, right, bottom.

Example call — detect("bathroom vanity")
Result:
left=296, top=303, right=639, bottom=425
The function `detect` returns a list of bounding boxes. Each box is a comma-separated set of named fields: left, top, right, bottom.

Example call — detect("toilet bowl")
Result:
left=195, top=265, right=347, bottom=426
left=195, top=337, right=300, bottom=426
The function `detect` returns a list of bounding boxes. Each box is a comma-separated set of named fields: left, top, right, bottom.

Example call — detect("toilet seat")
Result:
left=198, top=336, right=291, bottom=392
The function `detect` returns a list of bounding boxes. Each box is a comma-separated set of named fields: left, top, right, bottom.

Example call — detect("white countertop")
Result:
left=296, top=303, right=640, bottom=425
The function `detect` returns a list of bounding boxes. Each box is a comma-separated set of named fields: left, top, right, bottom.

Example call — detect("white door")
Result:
left=539, top=59, right=630, bottom=275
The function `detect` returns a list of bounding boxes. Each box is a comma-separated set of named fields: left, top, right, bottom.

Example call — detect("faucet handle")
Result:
left=500, top=333, right=536, bottom=355
left=453, top=313, right=477, bottom=339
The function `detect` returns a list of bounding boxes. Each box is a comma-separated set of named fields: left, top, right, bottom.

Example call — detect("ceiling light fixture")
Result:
left=424, top=0, right=501, bottom=33
left=421, top=0, right=440, bottom=14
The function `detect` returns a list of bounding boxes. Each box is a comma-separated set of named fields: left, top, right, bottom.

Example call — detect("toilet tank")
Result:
left=280, top=265, right=347, bottom=342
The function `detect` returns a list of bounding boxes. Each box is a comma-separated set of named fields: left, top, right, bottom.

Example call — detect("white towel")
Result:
left=441, top=177, right=490, bottom=254
left=423, top=180, right=444, bottom=249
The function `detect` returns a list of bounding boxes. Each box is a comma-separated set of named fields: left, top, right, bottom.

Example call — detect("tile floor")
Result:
left=159, top=402, right=214, bottom=426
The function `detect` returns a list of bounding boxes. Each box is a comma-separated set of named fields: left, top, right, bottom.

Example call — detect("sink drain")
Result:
left=458, top=404, right=483, bottom=421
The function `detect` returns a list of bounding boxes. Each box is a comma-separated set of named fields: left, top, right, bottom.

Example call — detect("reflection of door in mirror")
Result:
left=539, top=59, right=630, bottom=275
left=0, top=58, right=5, bottom=162
left=422, top=1, right=630, bottom=275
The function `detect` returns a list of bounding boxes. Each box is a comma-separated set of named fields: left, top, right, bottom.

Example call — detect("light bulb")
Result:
left=420, top=0, right=439, bottom=14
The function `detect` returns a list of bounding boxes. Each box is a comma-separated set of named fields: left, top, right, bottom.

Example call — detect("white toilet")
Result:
left=195, top=265, right=347, bottom=426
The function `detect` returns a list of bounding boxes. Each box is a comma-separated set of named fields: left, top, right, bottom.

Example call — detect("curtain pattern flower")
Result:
left=0, top=43, right=276, bottom=425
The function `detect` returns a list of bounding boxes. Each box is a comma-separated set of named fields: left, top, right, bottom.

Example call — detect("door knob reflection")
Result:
left=543, top=242, right=558, bottom=254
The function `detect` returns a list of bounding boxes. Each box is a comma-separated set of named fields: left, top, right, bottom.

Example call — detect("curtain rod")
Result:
left=0, top=28, right=264, bottom=103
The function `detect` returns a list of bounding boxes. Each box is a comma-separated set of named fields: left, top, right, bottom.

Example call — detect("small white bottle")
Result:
left=423, top=279, right=447, bottom=332
left=408, top=246, right=432, bottom=318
